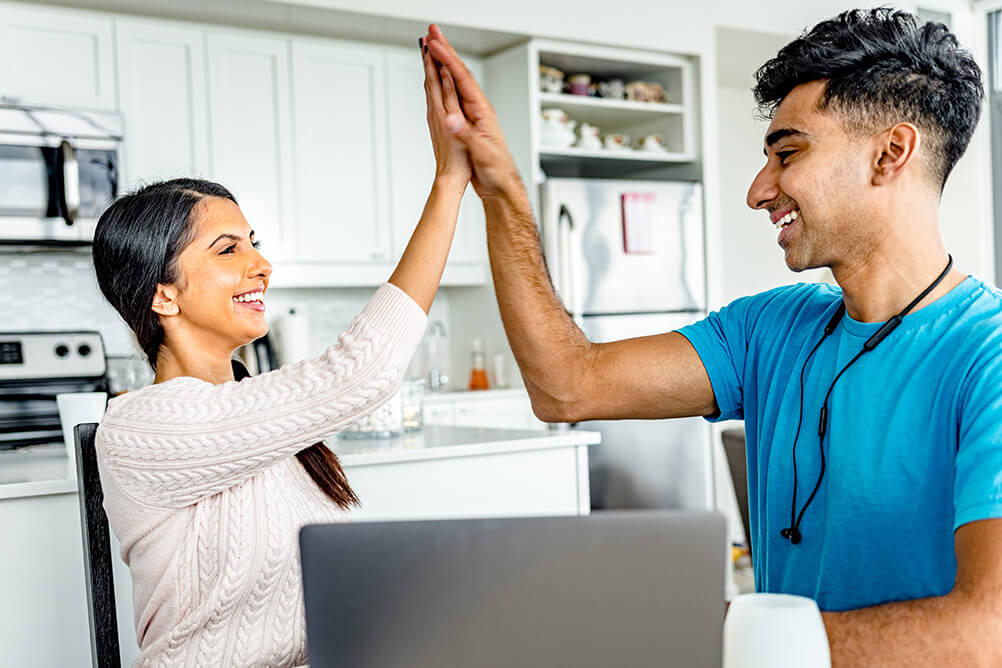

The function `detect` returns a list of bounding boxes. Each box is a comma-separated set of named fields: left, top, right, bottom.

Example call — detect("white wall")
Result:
left=714, top=83, right=832, bottom=303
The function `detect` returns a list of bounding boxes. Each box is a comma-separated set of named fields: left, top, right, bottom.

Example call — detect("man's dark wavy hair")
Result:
left=753, top=8, right=983, bottom=189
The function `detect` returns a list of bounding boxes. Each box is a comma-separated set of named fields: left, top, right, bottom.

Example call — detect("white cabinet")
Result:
left=0, top=4, right=116, bottom=110
left=291, top=39, right=391, bottom=264
left=384, top=48, right=487, bottom=283
left=206, top=31, right=296, bottom=262
left=115, top=19, right=210, bottom=188
left=425, top=389, right=546, bottom=431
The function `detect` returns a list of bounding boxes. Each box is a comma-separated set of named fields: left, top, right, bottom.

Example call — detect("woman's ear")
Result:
left=872, top=122, right=920, bottom=186
left=151, top=284, right=180, bottom=317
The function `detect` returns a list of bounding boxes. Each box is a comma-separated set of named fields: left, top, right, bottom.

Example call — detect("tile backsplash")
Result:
left=0, top=252, right=137, bottom=356
left=0, top=252, right=445, bottom=365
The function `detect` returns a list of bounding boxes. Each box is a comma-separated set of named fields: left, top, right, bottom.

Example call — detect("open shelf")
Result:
left=538, top=92, right=683, bottom=127
left=539, top=147, right=690, bottom=163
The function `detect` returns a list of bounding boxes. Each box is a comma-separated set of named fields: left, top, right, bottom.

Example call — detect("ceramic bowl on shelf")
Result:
left=603, top=133, right=631, bottom=151
left=567, top=73, right=591, bottom=96
left=598, top=78, right=625, bottom=99
left=539, top=65, right=565, bottom=94
left=637, top=133, right=667, bottom=152
left=540, top=108, right=577, bottom=148
left=575, top=122, right=602, bottom=150
left=625, top=80, right=669, bottom=103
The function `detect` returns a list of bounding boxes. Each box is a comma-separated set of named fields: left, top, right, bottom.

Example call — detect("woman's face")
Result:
left=166, top=197, right=272, bottom=351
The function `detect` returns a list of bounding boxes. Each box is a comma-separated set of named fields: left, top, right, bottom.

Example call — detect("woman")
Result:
left=92, top=35, right=467, bottom=667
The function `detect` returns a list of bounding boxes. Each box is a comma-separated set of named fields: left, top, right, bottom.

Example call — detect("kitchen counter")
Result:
left=331, top=424, right=598, bottom=521
left=0, top=443, right=77, bottom=500
left=0, top=425, right=599, bottom=502
left=332, top=424, right=598, bottom=466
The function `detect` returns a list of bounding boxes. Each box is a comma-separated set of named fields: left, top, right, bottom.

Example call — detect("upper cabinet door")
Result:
left=206, top=32, right=296, bottom=262
left=384, top=48, right=486, bottom=274
left=0, top=5, right=115, bottom=110
left=115, top=19, right=210, bottom=189
left=290, top=39, right=390, bottom=263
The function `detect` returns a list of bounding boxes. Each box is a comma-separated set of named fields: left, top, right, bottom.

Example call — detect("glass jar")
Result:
left=400, top=378, right=425, bottom=432
left=337, top=389, right=403, bottom=439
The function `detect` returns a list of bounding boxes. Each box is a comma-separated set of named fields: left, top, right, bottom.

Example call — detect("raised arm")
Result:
left=425, top=25, right=717, bottom=423
left=387, top=37, right=472, bottom=313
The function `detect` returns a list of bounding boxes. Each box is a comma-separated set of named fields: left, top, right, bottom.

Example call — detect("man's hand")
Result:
left=420, top=33, right=470, bottom=186
left=424, top=24, right=523, bottom=202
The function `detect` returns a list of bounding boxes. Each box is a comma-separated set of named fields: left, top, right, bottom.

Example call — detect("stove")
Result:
left=0, top=331, right=107, bottom=450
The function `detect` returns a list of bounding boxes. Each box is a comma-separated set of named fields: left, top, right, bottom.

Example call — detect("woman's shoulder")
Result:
left=102, top=376, right=214, bottom=426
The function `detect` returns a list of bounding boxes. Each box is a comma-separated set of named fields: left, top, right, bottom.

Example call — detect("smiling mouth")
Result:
left=773, top=208, right=799, bottom=230
left=233, top=290, right=265, bottom=311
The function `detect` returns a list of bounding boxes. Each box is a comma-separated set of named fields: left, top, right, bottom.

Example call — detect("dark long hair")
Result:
left=753, top=8, right=983, bottom=189
left=93, top=178, right=358, bottom=509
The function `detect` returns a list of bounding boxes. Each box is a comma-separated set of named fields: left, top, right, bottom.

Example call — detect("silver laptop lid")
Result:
left=301, top=511, right=726, bottom=668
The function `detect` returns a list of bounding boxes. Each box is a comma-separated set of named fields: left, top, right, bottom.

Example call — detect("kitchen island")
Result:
left=0, top=424, right=599, bottom=667
left=334, top=424, right=598, bottom=520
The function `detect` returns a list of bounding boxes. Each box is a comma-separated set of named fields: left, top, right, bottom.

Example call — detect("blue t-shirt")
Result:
left=678, top=276, right=1002, bottom=611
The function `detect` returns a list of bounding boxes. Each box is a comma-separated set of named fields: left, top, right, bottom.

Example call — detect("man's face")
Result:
left=746, top=80, right=879, bottom=272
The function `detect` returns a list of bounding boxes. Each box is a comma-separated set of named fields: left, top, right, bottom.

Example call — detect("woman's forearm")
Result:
left=388, top=174, right=467, bottom=313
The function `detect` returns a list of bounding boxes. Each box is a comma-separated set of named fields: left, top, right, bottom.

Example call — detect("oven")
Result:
left=0, top=105, right=122, bottom=246
left=0, top=331, right=107, bottom=452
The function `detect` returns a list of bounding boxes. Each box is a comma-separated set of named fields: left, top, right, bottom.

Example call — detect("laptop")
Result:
left=300, top=511, right=726, bottom=667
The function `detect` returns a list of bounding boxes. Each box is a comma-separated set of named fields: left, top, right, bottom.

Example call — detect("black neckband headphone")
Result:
left=780, top=255, right=954, bottom=545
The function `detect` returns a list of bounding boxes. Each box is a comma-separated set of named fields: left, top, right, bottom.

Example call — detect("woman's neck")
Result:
left=154, top=345, right=235, bottom=385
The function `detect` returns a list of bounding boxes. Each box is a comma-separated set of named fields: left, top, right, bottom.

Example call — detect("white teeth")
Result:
left=774, top=209, right=800, bottom=229
left=234, top=291, right=264, bottom=303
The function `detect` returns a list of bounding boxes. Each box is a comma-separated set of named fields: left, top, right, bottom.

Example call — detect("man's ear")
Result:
left=151, top=284, right=180, bottom=317
left=872, top=122, right=920, bottom=186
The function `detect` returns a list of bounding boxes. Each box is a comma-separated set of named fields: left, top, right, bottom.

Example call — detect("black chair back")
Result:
left=721, top=427, right=752, bottom=561
left=74, top=422, right=121, bottom=668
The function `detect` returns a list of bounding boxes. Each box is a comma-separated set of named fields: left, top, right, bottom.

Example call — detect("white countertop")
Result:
left=332, top=425, right=600, bottom=467
left=0, top=443, right=77, bottom=500
left=0, top=425, right=599, bottom=500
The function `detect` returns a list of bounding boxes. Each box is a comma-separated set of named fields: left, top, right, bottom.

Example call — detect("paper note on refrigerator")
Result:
left=621, top=193, right=656, bottom=254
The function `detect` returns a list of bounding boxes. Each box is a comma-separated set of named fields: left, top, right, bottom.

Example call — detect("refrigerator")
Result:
left=540, top=177, right=713, bottom=511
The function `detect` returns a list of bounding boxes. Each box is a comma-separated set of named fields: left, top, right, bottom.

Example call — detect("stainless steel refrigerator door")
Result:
left=541, top=178, right=705, bottom=315
left=577, top=312, right=713, bottom=511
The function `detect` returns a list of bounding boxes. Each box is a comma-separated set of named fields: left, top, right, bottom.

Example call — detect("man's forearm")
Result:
left=480, top=180, right=592, bottom=421
left=823, top=591, right=999, bottom=667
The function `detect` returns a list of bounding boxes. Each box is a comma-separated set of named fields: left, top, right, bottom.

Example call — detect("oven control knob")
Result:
left=55, top=344, right=70, bottom=358
left=78, top=344, right=92, bottom=357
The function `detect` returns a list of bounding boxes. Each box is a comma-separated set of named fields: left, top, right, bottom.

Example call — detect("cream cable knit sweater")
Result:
left=96, top=283, right=427, bottom=667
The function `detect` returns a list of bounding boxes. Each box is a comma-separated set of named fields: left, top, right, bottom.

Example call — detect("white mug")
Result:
left=723, top=593, right=831, bottom=668
left=57, top=392, right=108, bottom=480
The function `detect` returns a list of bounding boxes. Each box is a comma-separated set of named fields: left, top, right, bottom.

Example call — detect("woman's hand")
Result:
left=421, top=34, right=471, bottom=185
left=425, top=24, right=524, bottom=202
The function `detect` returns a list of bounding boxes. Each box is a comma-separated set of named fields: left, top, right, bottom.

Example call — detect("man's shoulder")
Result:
left=950, top=278, right=1002, bottom=354
left=726, top=281, right=842, bottom=326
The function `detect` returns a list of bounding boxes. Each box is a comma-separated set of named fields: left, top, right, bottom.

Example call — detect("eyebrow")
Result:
left=763, top=128, right=810, bottom=156
left=207, top=230, right=255, bottom=249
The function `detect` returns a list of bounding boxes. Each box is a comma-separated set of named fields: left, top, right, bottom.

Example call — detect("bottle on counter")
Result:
left=468, top=338, right=489, bottom=391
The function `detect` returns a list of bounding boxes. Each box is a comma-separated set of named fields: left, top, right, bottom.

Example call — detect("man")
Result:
left=424, top=8, right=1002, bottom=666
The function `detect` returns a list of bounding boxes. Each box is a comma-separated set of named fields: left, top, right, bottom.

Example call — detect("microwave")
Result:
left=0, top=105, right=122, bottom=246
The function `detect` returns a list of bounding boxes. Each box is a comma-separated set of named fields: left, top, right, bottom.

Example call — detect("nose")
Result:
left=248, top=246, right=272, bottom=280
left=746, top=162, right=779, bottom=210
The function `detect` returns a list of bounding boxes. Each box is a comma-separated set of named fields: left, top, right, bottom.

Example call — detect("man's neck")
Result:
left=832, top=242, right=963, bottom=323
